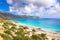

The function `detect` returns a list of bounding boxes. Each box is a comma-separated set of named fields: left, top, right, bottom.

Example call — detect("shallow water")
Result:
left=12, top=18, right=60, bottom=33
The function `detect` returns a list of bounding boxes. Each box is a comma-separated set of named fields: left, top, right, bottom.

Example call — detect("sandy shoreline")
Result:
left=0, top=20, right=60, bottom=40
left=12, top=20, right=60, bottom=33
left=13, top=21, right=60, bottom=40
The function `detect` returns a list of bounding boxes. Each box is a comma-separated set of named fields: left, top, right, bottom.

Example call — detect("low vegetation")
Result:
left=0, top=19, right=49, bottom=40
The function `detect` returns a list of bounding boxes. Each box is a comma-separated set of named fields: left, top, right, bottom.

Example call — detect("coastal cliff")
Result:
left=0, top=12, right=39, bottom=19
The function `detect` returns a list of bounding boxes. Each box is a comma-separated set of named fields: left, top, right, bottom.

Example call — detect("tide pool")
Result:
left=13, top=18, right=60, bottom=33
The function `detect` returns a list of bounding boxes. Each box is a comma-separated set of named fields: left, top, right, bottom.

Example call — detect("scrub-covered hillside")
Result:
left=0, top=19, right=49, bottom=40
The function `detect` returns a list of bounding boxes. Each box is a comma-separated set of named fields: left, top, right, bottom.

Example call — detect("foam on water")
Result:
left=13, top=18, right=60, bottom=33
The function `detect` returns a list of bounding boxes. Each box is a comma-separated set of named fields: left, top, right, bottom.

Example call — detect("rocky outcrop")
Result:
left=0, top=12, right=39, bottom=19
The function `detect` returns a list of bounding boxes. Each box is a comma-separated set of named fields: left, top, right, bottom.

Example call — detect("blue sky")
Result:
left=0, top=0, right=9, bottom=12
left=0, top=0, right=60, bottom=18
left=57, top=0, right=60, bottom=4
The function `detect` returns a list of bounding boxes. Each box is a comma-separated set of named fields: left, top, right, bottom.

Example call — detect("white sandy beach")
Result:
left=0, top=20, right=60, bottom=40
left=12, top=21, right=60, bottom=40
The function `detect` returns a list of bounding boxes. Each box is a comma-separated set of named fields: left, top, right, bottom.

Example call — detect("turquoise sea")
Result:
left=12, top=18, right=60, bottom=33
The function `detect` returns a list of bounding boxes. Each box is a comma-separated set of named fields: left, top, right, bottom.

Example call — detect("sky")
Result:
left=0, top=0, right=60, bottom=18
left=0, top=0, right=9, bottom=12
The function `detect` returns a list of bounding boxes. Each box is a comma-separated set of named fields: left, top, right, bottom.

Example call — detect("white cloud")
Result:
left=7, top=0, right=13, bottom=4
left=25, top=0, right=56, bottom=7
left=24, top=4, right=37, bottom=14
left=6, top=0, right=60, bottom=18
